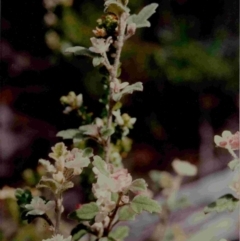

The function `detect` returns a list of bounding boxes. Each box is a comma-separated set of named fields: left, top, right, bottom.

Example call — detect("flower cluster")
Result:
left=25, top=196, right=55, bottom=216
left=113, top=110, right=136, bottom=136
left=38, top=143, right=92, bottom=194
left=43, top=234, right=72, bottom=241
left=214, top=131, right=239, bottom=151
left=60, top=91, right=83, bottom=114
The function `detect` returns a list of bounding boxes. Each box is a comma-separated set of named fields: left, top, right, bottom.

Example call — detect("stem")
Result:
left=227, top=147, right=238, bottom=159
left=104, top=13, right=127, bottom=163
left=42, top=214, right=55, bottom=228
left=104, top=193, right=123, bottom=236
left=55, top=195, right=62, bottom=235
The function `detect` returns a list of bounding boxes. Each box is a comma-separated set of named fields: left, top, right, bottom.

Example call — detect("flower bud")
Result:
left=93, top=27, right=107, bottom=37
left=127, top=23, right=136, bottom=37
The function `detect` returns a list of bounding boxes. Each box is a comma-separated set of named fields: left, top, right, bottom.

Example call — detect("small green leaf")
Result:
left=228, top=159, right=240, bottom=171
left=109, top=226, right=130, bottom=240
left=129, top=178, right=148, bottom=193
left=99, top=238, right=114, bottom=241
left=71, top=224, right=92, bottom=241
left=111, top=193, right=119, bottom=202
left=118, top=205, right=136, bottom=221
left=92, top=156, right=109, bottom=176
left=112, top=82, right=143, bottom=101
left=65, top=46, right=100, bottom=58
left=15, top=189, right=32, bottom=206
left=37, top=176, right=60, bottom=194
left=83, top=148, right=93, bottom=158
left=56, top=129, right=82, bottom=140
left=68, top=202, right=99, bottom=221
left=204, top=194, right=239, bottom=214
left=104, top=0, right=130, bottom=16
left=93, top=57, right=104, bottom=67
left=100, top=127, right=115, bottom=138
left=112, top=102, right=122, bottom=111
left=127, top=3, right=159, bottom=28
left=130, top=195, right=161, bottom=214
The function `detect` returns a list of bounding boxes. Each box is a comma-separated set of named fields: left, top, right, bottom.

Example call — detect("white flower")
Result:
left=89, top=37, right=113, bottom=54
left=214, top=130, right=239, bottom=150
left=110, top=79, right=129, bottom=93
left=39, top=159, right=56, bottom=173
left=65, top=148, right=91, bottom=175
left=42, top=234, right=72, bottom=241
left=172, top=159, right=197, bottom=176
left=25, top=197, right=55, bottom=216
left=60, top=92, right=83, bottom=114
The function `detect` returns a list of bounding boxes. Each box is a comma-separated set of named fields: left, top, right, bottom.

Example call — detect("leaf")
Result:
left=112, top=82, right=143, bottom=101
left=71, top=224, right=92, bottom=241
left=228, top=159, right=240, bottom=171
left=118, top=205, right=136, bottom=221
left=92, top=156, right=109, bottom=176
left=100, top=127, right=115, bottom=139
left=68, top=202, right=99, bottom=221
left=129, top=179, right=148, bottom=193
left=83, top=148, right=93, bottom=158
left=111, top=193, right=119, bottom=202
left=15, top=189, right=32, bottom=207
left=104, top=0, right=130, bottom=16
left=130, top=195, right=161, bottom=214
left=109, top=226, right=130, bottom=240
left=56, top=129, right=82, bottom=140
left=65, top=46, right=100, bottom=58
left=36, top=177, right=59, bottom=194
left=99, top=238, right=114, bottom=241
left=127, top=3, right=159, bottom=28
left=204, top=194, right=239, bottom=214
left=112, top=101, right=122, bottom=111
left=92, top=57, right=104, bottom=67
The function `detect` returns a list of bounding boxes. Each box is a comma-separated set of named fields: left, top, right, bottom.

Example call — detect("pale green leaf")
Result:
left=129, top=178, right=148, bottom=193
left=56, top=129, right=82, bottom=140
left=92, top=156, right=109, bottom=176
left=112, top=101, right=122, bottom=111
left=37, top=177, right=59, bottom=194
left=83, top=148, right=93, bottom=158
left=93, top=56, right=104, bottom=67
left=109, top=226, right=130, bottom=240
left=149, top=170, right=162, bottom=183
left=99, top=238, right=114, bottom=241
left=100, top=127, right=115, bottom=139
left=104, top=0, right=130, bottom=16
left=111, top=193, right=119, bottom=202
left=65, top=46, right=99, bottom=58
left=228, top=159, right=240, bottom=171
left=204, top=194, right=239, bottom=214
left=118, top=205, right=136, bottom=221
left=72, top=229, right=88, bottom=241
left=112, top=82, right=143, bottom=101
left=68, top=202, right=99, bottom=221
left=127, top=3, right=159, bottom=28
left=130, top=195, right=161, bottom=214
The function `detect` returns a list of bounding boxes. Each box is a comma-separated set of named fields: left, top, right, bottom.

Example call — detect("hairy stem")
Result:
left=104, top=13, right=127, bottom=163
left=55, top=195, right=62, bottom=235
left=104, top=193, right=123, bottom=236
left=227, top=147, right=238, bottom=159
